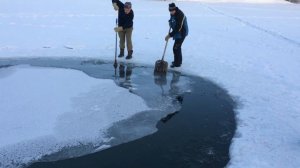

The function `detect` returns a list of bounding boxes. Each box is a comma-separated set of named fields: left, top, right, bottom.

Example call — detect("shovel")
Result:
left=154, top=27, right=171, bottom=75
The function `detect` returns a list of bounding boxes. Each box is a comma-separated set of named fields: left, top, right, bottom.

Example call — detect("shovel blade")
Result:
left=154, top=60, right=168, bottom=74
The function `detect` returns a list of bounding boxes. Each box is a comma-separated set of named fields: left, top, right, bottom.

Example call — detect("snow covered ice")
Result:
left=1, top=0, right=300, bottom=167
left=0, top=65, right=150, bottom=167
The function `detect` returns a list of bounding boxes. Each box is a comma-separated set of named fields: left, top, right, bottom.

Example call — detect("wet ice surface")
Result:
left=0, top=61, right=151, bottom=168
left=0, top=58, right=236, bottom=168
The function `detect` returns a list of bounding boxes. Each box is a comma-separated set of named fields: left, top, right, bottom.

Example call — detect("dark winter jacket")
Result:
left=112, top=0, right=134, bottom=29
left=169, top=7, right=188, bottom=40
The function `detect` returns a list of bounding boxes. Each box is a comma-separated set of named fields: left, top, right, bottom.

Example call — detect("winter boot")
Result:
left=170, top=64, right=181, bottom=68
left=126, top=50, right=133, bottom=59
left=170, top=62, right=181, bottom=68
left=118, top=49, right=124, bottom=58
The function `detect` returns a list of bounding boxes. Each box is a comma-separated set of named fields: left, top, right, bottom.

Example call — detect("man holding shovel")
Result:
left=112, top=0, right=134, bottom=59
left=165, top=3, right=188, bottom=68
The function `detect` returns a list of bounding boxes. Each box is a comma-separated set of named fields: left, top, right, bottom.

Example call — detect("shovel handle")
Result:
left=161, top=27, right=172, bottom=61
left=114, top=18, right=118, bottom=69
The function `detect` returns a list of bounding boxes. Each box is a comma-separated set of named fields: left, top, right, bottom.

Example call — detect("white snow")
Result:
left=0, top=65, right=149, bottom=167
left=0, top=0, right=300, bottom=167
left=177, top=0, right=286, bottom=3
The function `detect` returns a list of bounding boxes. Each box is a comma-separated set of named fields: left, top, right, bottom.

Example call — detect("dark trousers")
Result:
left=173, top=37, right=185, bottom=66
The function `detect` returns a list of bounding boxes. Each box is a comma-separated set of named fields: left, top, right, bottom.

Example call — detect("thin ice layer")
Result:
left=0, top=65, right=150, bottom=167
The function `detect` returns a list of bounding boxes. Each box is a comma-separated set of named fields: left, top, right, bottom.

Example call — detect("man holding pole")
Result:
left=112, top=0, right=134, bottom=59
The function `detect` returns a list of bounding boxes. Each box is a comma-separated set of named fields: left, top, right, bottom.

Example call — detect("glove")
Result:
left=165, top=34, right=171, bottom=41
left=113, top=3, right=119, bottom=11
left=114, top=26, right=123, bottom=32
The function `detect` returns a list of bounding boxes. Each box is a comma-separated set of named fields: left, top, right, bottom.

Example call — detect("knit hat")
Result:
left=124, top=2, right=132, bottom=8
left=169, top=3, right=176, bottom=11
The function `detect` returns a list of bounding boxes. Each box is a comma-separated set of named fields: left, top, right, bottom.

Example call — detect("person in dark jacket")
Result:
left=112, top=0, right=134, bottom=59
left=165, top=3, right=188, bottom=68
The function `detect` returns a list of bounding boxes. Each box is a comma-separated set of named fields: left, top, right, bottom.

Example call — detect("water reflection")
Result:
left=153, top=72, right=167, bottom=96
left=0, top=58, right=236, bottom=168
left=117, top=63, right=133, bottom=90
left=29, top=61, right=236, bottom=168
left=154, top=71, right=184, bottom=123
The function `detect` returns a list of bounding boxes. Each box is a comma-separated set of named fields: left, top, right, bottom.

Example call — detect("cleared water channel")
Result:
left=0, top=58, right=236, bottom=168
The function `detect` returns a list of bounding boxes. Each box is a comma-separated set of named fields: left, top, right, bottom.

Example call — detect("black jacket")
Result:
left=169, top=7, right=186, bottom=39
left=112, top=0, right=134, bottom=29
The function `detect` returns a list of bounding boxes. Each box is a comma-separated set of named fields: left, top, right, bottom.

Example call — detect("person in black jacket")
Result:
left=165, top=3, right=188, bottom=68
left=112, top=0, right=134, bottom=59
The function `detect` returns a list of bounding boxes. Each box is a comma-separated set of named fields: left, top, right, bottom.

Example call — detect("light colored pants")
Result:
left=118, top=27, right=133, bottom=51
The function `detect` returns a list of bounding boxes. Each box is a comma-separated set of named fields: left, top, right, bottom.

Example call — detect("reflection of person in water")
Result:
left=117, top=63, right=133, bottom=90
left=170, top=71, right=184, bottom=104
left=153, top=73, right=167, bottom=96
left=154, top=71, right=184, bottom=123
left=153, top=71, right=184, bottom=102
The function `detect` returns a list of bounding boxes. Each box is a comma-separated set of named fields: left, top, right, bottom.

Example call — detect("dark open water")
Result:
left=0, top=58, right=236, bottom=168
